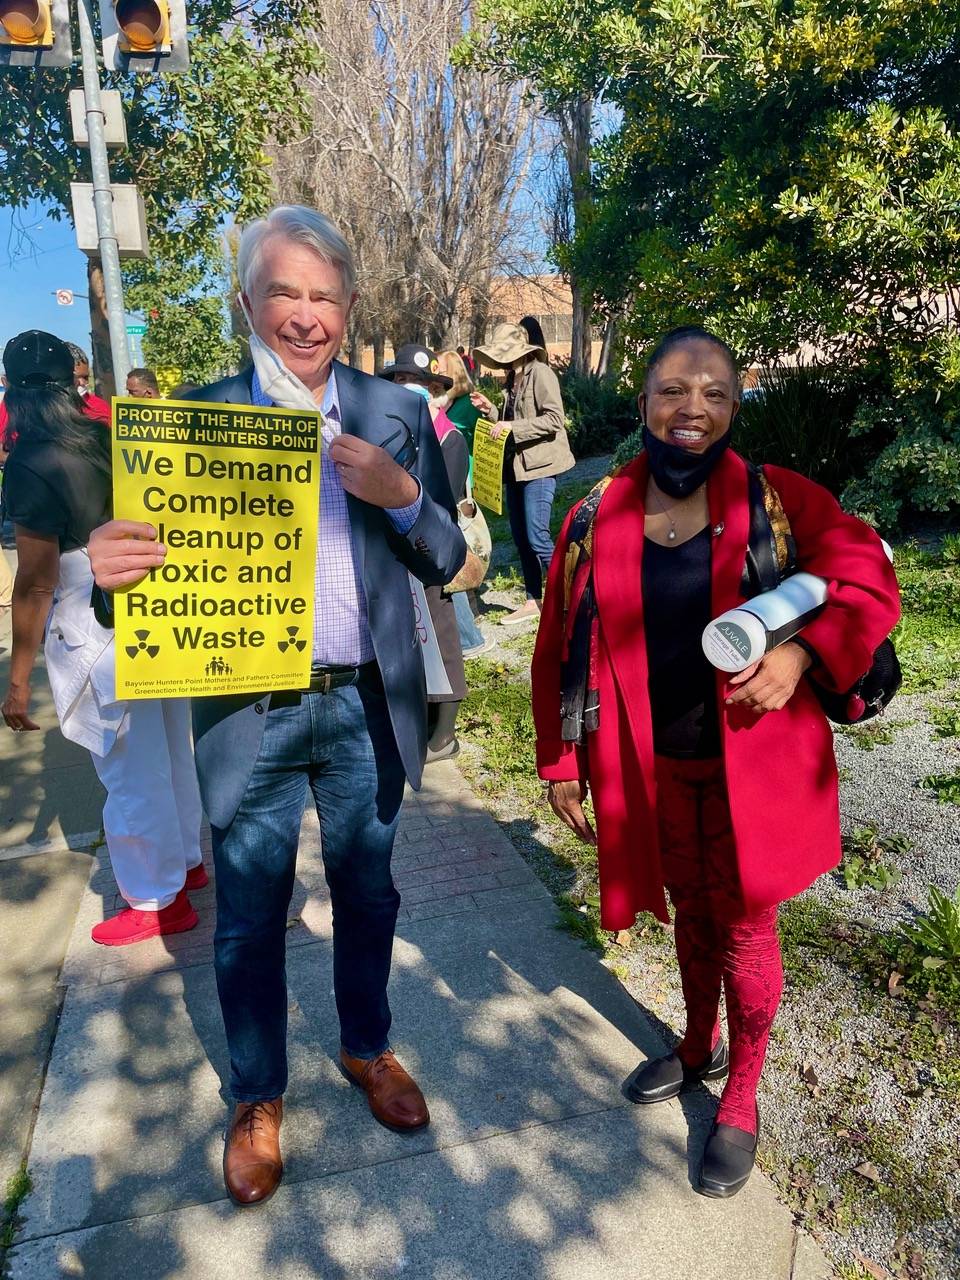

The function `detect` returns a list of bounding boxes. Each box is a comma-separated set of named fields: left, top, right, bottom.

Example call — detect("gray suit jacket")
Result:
left=189, top=362, right=466, bottom=828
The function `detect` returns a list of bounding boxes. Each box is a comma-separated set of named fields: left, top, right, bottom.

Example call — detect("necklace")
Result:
left=647, top=482, right=705, bottom=542
left=648, top=485, right=679, bottom=540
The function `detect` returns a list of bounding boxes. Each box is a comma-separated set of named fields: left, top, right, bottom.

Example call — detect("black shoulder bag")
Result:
left=743, top=464, right=901, bottom=725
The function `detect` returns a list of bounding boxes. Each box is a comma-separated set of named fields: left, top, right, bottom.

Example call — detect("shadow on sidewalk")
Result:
left=13, top=785, right=742, bottom=1280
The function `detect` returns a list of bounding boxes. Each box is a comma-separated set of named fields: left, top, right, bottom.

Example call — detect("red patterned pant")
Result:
left=655, top=755, right=783, bottom=1135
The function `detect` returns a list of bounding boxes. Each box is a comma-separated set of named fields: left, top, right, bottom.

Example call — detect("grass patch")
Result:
left=840, top=825, right=909, bottom=891
left=457, top=657, right=602, bottom=909
left=919, top=772, right=960, bottom=805
left=928, top=701, right=960, bottom=739
left=1, top=1164, right=32, bottom=1257
left=893, top=544, right=960, bottom=694
left=837, top=719, right=907, bottom=751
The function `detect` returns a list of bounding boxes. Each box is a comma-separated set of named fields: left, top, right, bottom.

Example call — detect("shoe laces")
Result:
left=363, top=1052, right=402, bottom=1089
left=236, top=1100, right=279, bottom=1145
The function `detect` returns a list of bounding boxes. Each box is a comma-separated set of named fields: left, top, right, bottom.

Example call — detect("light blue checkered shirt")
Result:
left=251, top=367, right=422, bottom=664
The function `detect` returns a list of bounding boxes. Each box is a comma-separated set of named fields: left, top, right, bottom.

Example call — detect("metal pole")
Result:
left=76, top=0, right=130, bottom=390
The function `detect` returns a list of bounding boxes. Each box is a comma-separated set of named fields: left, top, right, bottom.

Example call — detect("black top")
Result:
left=2, top=440, right=111, bottom=552
left=641, top=525, right=721, bottom=759
left=439, top=426, right=469, bottom=501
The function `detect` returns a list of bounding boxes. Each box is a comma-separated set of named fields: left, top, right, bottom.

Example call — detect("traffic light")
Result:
left=114, top=0, right=169, bottom=54
left=100, top=0, right=188, bottom=71
left=0, top=0, right=71, bottom=66
left=0, top=0, right=53, bottom=47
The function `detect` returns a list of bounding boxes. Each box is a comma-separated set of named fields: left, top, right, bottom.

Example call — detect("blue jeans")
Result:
left=212, top=667, right=406, bottom=1101
left=505, top=473, right=557, bottom=600
left=452, top=589, right=484, bottom=650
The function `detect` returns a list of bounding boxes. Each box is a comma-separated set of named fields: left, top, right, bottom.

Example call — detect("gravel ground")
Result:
left=461, top=452, right=960, bottom=1279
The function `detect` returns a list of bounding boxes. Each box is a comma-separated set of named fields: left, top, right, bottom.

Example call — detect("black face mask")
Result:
left=642, top=425, right=732, bottom=498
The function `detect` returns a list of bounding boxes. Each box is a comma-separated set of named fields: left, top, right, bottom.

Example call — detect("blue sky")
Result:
left=0, top=201, right=113, bottom=361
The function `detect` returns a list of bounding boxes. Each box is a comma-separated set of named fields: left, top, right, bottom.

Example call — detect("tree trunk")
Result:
left=595, top=317, right=617, bottom=377
left=560, top=95, right=594, bottom=376
left=87, top=259, right=116, bottom=399
left=570, top=280, right=592, bottom=378
left=371, top=332, right=385, bottom=373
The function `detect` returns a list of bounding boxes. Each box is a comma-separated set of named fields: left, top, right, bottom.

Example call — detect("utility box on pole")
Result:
left=69, top=87, right=127, bottom=147
left=71, top=182, right=149, bottom=258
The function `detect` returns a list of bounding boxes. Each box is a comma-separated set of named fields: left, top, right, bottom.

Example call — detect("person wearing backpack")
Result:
left=531, top=326, right=900, bottom=1199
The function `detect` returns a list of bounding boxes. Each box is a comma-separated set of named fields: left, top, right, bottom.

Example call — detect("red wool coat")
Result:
left=532, top=450, right=902, bottom=930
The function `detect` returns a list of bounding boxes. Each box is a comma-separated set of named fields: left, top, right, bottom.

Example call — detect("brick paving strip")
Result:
left=6, top=760, right=833, bottom=1279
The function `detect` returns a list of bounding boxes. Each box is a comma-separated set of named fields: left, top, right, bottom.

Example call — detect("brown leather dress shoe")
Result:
left=223, top=1098, right=283, bottom=1206
left=339, top=1049, right=430, bottom=1132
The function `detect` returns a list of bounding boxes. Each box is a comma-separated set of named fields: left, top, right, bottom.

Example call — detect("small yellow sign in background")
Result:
left=472, top=417, right=509, bottom=515
left=112, top=397, right=321, bottom=699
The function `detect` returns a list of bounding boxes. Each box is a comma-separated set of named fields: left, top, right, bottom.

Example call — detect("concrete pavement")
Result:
left=0, top=591, right=98, bottom=1193
left=2, top=733, right=834, bottom=1279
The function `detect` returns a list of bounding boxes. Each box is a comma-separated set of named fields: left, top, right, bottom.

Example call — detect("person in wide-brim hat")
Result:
left=469, top=320, right=574, bottom=628
left=472, top=323, right=547, bottom=370
left=378, top=342, right=453, bottom=390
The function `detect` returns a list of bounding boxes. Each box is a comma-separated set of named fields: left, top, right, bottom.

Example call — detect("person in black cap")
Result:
left=0, top=330, right=206, bottom=947
left=380, top=344, right=467, bottom=759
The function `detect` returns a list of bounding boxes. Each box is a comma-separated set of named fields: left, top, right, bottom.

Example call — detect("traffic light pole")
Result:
left=75, top=0, right=130, bottom=390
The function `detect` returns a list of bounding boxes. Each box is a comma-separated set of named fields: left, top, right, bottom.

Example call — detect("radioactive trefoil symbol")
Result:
left=277, top=625, right=307, bottom=654
left=125, top=629, right=160, bottom=659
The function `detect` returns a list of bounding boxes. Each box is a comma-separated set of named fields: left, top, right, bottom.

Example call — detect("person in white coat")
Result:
left=0, top=331, right=204, bottom=946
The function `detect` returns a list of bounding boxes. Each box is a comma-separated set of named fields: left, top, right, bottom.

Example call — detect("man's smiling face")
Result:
left=242, top=235, right=356, bottom=392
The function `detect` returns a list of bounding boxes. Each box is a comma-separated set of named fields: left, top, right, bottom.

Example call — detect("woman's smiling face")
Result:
left=639, top=338, right=740, bottom=452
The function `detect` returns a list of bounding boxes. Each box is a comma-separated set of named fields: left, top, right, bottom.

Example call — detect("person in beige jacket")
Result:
left=472, top=322, right=575, bottom=626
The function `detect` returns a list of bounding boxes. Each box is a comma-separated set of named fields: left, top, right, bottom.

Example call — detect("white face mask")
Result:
left=237, top=294, right=322, bottom=413
left=403, top=381, right=431, bottom=402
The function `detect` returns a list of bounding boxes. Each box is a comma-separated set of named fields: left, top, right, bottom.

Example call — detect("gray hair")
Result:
left=66, top=342, right=89, bottom=366
left=237, top=206, right=356, bottom=300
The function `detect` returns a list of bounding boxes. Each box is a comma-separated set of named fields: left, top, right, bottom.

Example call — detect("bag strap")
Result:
left=744, top=462, right=797, bottom=594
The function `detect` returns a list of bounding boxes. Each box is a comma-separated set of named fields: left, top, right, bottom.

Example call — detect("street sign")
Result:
left=126, top=322, right=148, bottom=335
left=56, top=289, right=74, bottom=306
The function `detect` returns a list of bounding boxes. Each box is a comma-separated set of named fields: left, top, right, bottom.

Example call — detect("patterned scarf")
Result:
left=559, top=474, right=617, bottom=742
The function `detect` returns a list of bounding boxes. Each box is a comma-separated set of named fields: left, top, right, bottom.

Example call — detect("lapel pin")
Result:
left=712, top=522, right=725, bottom=537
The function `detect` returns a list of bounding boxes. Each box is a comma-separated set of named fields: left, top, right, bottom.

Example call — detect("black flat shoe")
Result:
left=624, top=1038, right=729, bottom=1104
left=697, top=1104, right=760, bottom=1198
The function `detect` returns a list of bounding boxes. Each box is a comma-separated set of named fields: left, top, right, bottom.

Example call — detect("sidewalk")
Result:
left=4, top=753, right=833, bottom=1279
left=0, top=595, right=99, bottom=1193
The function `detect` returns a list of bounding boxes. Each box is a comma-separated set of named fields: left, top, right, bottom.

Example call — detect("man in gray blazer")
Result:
left=89, top=206, right=466, bottom=1207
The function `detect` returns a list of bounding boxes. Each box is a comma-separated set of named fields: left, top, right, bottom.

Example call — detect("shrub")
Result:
left=734, top=364, right=869, bottom=497
left=559, top=369, right=638, bottom=456
left=612, top=425, right=644, bottom=470
left=900, top=884, right=960, bottom=987
left=474, top=374, right=505, bottom=410
left=840, top=825, right=907, bottom=891
left=841, top=393, right=960, bottom=532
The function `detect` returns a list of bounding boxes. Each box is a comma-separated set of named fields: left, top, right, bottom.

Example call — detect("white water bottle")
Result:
left=701, top=573, right=829, bottom=673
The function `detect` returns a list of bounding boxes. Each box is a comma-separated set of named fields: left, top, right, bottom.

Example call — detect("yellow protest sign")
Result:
left=472, top=417, right=509, bottom=515
left=112, top=397, right=321, bottom=700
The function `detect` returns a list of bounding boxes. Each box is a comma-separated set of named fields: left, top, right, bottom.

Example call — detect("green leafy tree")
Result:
left=465, top=0, right=960, bottom=524
left=0, top=3, right=321, bottom=390
left=123, top=235, right=242, bottom=385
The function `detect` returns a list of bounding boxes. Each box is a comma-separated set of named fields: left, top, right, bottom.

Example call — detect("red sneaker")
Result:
left=91, top=889, right=198, bottom=947
left=185, top=863, right=209, bottom=891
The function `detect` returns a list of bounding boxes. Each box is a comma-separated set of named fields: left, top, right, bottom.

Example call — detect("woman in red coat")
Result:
left=531, top=327, right=900, bottom=1198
